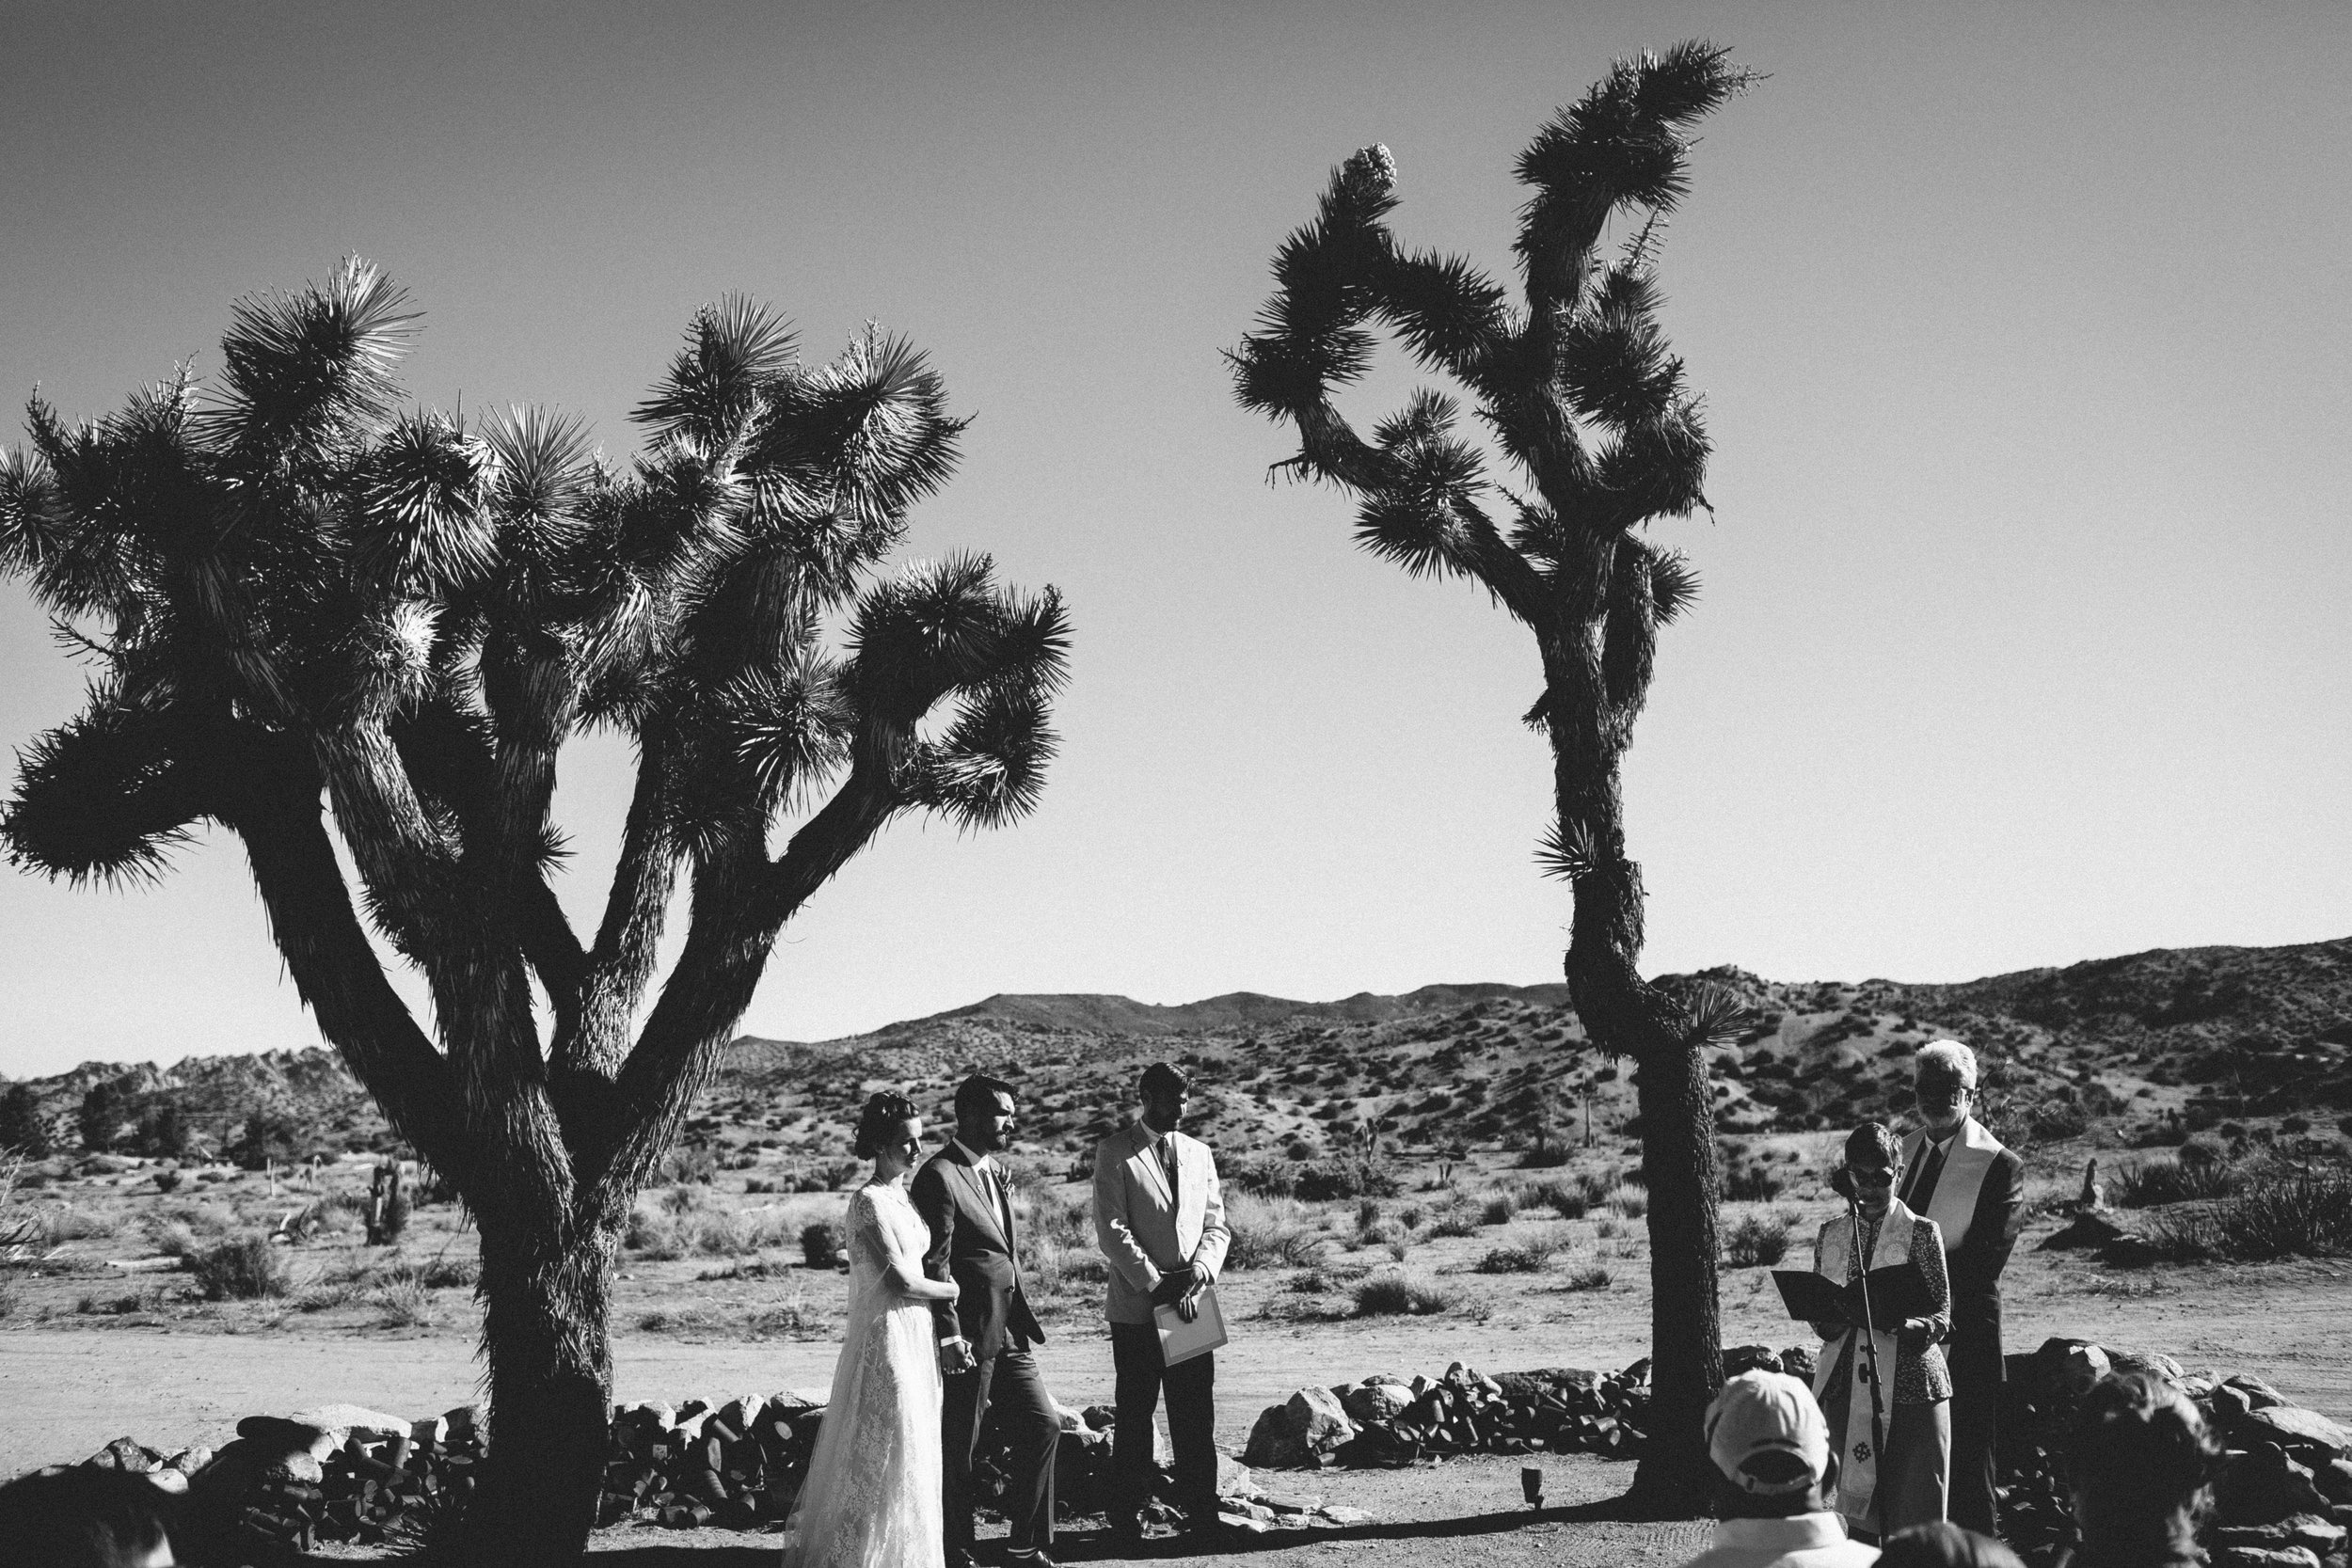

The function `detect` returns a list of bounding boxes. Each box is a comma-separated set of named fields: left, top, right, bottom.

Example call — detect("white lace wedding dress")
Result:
left=780, top=1180, right=946, bottom=1568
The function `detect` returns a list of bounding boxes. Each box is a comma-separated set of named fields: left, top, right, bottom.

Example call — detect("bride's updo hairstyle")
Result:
left=853, top=1091, right=920, bottom=1160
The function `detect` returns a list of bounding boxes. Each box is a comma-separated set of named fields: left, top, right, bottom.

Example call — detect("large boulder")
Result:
left=2216, top=1445, right=2332, bottom=1527
left=1243, top=1387, right=1358, bottom=1469
left=2246, top=1407, right=2352, bottom=1462
left=1341, top=1380, right=1414, bottom=1426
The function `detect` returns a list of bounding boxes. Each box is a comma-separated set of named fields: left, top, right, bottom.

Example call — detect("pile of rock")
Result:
left=1996, top=1338, right=2352, bottom=1568
left=71, top=1402, right=487, bottom=1560
left=1239, top=1354, right=1779, bottom=1471
left=600, top=1394, right=822, bottom=1529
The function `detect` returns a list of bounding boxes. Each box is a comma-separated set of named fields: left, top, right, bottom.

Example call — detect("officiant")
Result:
left=1809, top=1120, right=1955, bottom=1542
left=1091, top=1062, right=1232, bottom=1541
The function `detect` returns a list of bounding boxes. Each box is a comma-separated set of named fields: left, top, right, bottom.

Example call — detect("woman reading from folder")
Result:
left=1810, top=1120, right=1954, bottom=1542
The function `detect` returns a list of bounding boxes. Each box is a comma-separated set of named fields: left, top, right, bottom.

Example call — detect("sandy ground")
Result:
left=6, top=1236, right=2347, bottom=1480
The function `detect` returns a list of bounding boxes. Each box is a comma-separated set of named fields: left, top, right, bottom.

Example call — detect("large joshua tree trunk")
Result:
left=1554, top=705, right=1724, bottom=1508
left=465, top=1212, right=618, bottom=1562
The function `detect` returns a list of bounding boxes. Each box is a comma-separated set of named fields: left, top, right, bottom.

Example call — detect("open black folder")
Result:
left=1772, top=1262, right=1934, bottom=1329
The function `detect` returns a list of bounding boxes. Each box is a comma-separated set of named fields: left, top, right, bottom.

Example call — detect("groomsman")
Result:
left=915, top=1073, right=1061, bottom=1568
left=1092, top=1062, right=1232, bottom=1539
left=1900, top=1040, right=2025, bottom=1537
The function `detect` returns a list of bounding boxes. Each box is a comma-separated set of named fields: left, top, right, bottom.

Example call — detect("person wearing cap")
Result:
left=1091, top=1061, right=1231, bottom=1540
left=1898, top=1040, right=2023, bottom=1539
left=1678, top=1370, right=1879, bottom=1568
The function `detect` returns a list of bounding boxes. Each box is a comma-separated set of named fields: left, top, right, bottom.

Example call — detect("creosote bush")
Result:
left=1722, top=1212, right=1792, bottom=1268
left=799, top=1221, right=845, bottom=1270
left=190, top=1234, right=289, bottom=1300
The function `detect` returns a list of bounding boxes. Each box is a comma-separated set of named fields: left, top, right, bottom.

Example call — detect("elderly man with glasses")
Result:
left=1899, top=1040, right=2025, bottom=1539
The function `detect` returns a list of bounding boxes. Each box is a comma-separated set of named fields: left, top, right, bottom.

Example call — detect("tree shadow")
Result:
left=1043, top=1503, right=1658, bottom=1560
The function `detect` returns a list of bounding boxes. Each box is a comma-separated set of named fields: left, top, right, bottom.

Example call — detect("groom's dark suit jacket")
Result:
left=913, top=1141, right=1043, bottom=1361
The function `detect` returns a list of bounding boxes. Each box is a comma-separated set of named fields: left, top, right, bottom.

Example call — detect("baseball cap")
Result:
left=1705, top=1370, right=1830, bottom=1496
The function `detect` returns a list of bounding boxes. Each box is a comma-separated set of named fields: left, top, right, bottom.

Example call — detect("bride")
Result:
left=782, top=1092, right=961, bottom=1568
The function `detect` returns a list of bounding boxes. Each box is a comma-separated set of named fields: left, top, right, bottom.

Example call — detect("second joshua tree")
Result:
left=1232, top=41, right=1756, bottom=1507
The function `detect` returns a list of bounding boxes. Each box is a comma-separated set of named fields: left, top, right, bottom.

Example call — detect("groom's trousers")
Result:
left=1109, top=1323, right=1216, bottom=1523
left=944, top=1345, right=1058, bottom=1557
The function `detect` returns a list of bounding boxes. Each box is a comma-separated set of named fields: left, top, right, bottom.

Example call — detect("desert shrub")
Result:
left=1395, top=1203, right=1427, bottom=1231
left=1523, top=1178, right=1589, bottom=1220
left=1351, top=1270, right=1456, bottom=1317
left=2109, top=1155, right=2244, bottom=1208
left=1223, top=1193, right=1326, bottom=1270
left=190, top=1234, right=288, bottom=1300
left=1596, top=1216, right=1628, bottom=1240
left=151, top=1168, right=183, bottom=1194
left=1023, top=1195, right=1092, bottom=1249
left=151, top=1220, right=202, bottom=1259
left=2281, top=1116, right=2311, bottom=1134
left=659, top=1183, right=705, bottom=1215
left=1609, top=1187, right=1647, bottom=1218
left=743, top=1178, right=780, bottom=1196
left=418, top=1252, right=479, bottom=1290
left=2203, top=1166, right=2352, bottom=1259
left=625, top=1208, right=686, bottom=1259
left=1562, top=1265, right=1612, bottom=1291
left=1354, top=1196, right=1384, bottom=1233
left=1478, top=1193, right=1517, bottom=1226
left=660, top=1144, right=720, bottom=1185
left=1475, top=1229, right=1566, bottom=1274
left=1724, top=1160, right=1785, bottom=1202
left=747, top=1292, right=817, bottom=1338
left=1225, top=1158, right=1298, bottom=1198
left=373, top=1275, right=437, bottom=1328
left=1425, top=1210, right=1479, bottom=1240
left=800, top=1221, right=845, bottom=1270
left=1723, top=1212, right=1793, bottom=1268
left=1295, top=1161, right=1399, bottom=1202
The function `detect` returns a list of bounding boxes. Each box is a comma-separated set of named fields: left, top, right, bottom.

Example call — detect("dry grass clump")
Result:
left=1561, top=1264, right=1612, bottom=1291
left=1474, top=1227, right=1570, bottom=1274
left=1352, top=1269, right=1457, bottom=1317
left=1223, top=1193, right=1327, bottom=1270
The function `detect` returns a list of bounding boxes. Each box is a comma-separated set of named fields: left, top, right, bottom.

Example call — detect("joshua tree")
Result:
left=1231, top=43, right=1753, bottom=1507
left=0, top=260, right=1069, bottom=1562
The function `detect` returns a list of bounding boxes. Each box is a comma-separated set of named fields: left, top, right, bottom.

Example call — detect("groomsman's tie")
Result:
left=1158, top=1135, right=1180, bottom=1198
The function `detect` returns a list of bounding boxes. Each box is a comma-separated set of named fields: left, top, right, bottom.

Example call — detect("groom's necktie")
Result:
left=1905, top=1137, right=1948, bottom=1212
left=1158, top=1135, right=1180, bottom=1199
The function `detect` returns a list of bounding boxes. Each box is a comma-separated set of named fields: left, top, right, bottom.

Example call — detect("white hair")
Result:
left=1915, top=1038, right=1979, bottom=1091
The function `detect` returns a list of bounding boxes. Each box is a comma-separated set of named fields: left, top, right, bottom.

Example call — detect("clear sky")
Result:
left=3, top=1, right=2346, bottom=1079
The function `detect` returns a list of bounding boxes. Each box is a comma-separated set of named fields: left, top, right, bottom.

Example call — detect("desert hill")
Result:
left=6, top=938, right=2347, bottom=1170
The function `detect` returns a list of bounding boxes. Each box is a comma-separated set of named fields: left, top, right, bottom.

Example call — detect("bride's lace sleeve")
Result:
left=848, top=1189, right=893, bottom=1276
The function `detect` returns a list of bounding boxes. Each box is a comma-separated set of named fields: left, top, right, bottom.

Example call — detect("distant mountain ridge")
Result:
left=7, top=938, right=2346, bottom=1163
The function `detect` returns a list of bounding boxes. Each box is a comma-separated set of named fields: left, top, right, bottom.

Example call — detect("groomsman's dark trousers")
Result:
left=944, top=1346, right=1058, bottom=1558
left=1110, top=1323, right=1217, bottom=1523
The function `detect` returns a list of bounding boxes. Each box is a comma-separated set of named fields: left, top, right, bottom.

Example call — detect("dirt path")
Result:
left=8, top=1253, right=2348, bottom=1481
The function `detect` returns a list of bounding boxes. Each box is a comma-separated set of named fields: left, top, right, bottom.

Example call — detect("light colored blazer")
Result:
left=1091, top=1121, right=1230, bottom=1326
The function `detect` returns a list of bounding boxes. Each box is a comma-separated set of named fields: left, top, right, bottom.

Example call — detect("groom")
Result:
left=914, top=1072, right=1059, bottom=1568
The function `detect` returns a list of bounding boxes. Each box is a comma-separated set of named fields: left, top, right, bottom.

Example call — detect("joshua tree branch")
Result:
left=203, top=724, right=469, bottom=1180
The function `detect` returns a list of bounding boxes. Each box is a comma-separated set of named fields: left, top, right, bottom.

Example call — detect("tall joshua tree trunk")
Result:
left=1232, top=43, right=1756, bottom=1511
left=3, top=268, right=1073, bottom=1563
